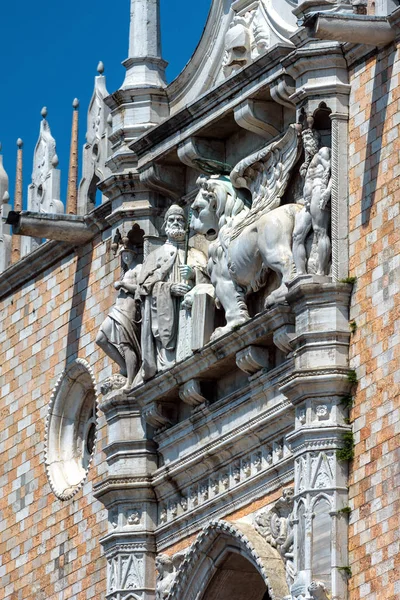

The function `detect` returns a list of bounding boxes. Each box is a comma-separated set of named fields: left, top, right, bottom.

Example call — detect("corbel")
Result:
left=233, top=99, right=283, bottom=139
left=179, top=379, right=207, bottom=407
left=273, top=323, right=295, bottom=355
left=236, top=345, right=270, bottom=375
left=177, top=137, right=227, bottom=172
left=139, top=163, right=184, bottom=200
left=142, top=401, right=172, bottom=429
left=270, top=74, right=296, bottom=109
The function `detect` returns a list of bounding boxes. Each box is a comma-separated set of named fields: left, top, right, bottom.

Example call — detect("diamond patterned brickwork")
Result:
left=348, top=45, right=400, bottom=600
left=0, top=236, right=118, bottom=599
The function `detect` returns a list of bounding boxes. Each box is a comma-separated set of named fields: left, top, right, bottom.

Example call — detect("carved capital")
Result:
left=236, top=345, right=269, bottom=375
left=179, top=379, right=206, bottom=407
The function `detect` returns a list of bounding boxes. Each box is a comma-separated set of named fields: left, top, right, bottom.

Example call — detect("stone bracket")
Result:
left=143, top=402, right=173, bottom=429
left=234, top=99, right=283, bottom=139
left=139, top=163, right=184, bottom=200
left=270, top=74, right=296, bottom=109
left=236, top=345, right=270, bottom=375
left=179, top=379, right=207, bottom=407
left=177, top=137, right=226, bottom=172
left=273, top=323, right=295, bottom=354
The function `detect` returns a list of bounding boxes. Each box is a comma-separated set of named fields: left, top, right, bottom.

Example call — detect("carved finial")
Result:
left=2, top=190, right=10, bottom=204
left=52, top=154, right=59, bottom=168
left=17, top=138, right=23, bottom=149
left=97, top=61, right=105, bottom=74
left=72, top=98, right=79, bottom=110
left=41, top=106, right=48, bottom=119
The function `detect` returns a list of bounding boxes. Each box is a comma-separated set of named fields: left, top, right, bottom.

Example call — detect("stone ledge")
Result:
left=129, top=304, right=294, bottom=423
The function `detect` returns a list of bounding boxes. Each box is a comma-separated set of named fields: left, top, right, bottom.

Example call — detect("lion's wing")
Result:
left=229, top=125, right=301, bottom=239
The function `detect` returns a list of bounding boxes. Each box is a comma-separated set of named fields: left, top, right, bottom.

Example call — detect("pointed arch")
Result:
left=168, top=519, right=289, bottom=600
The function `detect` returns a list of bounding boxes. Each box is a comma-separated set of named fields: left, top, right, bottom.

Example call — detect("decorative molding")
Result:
left=167, top=519, right=289, bottom=600
left=45, top=358, right=99, bottom=501
left=156, top=442, right=291, bottom=526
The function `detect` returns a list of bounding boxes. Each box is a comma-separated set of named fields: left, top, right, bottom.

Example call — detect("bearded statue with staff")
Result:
left=135, top=204, right=208, bottom=384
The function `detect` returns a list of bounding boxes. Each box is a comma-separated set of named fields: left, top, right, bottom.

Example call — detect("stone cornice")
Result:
left=129, top=44, right=294, bottom=162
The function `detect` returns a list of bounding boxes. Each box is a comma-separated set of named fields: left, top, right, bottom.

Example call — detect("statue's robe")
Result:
left=137, top=241, right=207, bottom=381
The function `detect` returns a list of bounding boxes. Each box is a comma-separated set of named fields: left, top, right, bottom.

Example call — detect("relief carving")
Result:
left=255, top=488, right=295, bottom=587
left=222, top=8, right=269, bottom=78
left=293, top=125, right=332, bottom=277
left=155, top=552, right=186, bottom=600
left=107, top=554, right=144, bottom=593
left=190, top=126, right=303, bottom=340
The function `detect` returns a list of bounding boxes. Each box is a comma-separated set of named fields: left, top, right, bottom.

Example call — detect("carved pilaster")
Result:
left=330, top=112, right=349, bottom=281
left=280, top=277, right=352, bottom=600
left=94, top=392, right=158, bottom=600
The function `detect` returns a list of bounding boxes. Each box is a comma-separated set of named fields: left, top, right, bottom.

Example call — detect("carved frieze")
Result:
left=157, top=442, right=291, bottom=526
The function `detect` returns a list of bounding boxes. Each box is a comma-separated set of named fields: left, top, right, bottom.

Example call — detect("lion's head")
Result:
left=190, top=175, right=248, bottom=240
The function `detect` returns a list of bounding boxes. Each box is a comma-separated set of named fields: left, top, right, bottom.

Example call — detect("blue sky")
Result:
left=0, top=1, right=211, bottom=206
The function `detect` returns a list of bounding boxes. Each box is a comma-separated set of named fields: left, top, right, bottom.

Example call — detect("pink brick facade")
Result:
left=348, top=44, right=400, bottom=600
left=0, top=235, right=118, bottom=599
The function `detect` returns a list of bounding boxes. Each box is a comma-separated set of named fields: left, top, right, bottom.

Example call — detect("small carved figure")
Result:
left=180, top=496, right=188, bottom=511
left=233, top=464, right=241, bottom=483
left=211, top=479, right=219, bottom=495
left=253, top=452, right=262, bottom=472
left=170, top=502, right=178, bottom=518
left=255, top=487, right=295, bottom=587
left=160, top=507, right=168, bottom=524
left=293, top=127, right=332, bottom=276
left=308, top=580, right=330, bottom=600
left=243, top=459, right=251, bottom=477
left=221, top=472, right=230, bottom=489
left=190, top=488, right=199, bottom=507
left=96, top=243, right=141, bottom=392
left=127, top=510, right=141, bottom=525
left=155, top=553, right=185, bottom=600
left=136, top=205, right=208, bottom=382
